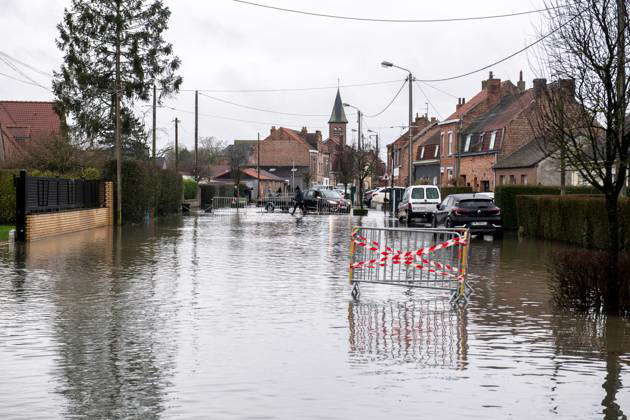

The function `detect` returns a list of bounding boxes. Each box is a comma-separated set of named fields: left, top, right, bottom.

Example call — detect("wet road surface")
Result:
left=0, top=211, right=628, bottom=419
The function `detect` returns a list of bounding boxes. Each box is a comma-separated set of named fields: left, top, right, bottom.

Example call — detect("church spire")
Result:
left=329, top=88, right=348, bottom=124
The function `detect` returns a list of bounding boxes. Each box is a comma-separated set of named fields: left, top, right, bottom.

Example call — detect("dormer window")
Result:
left=464, top=134, right=472, bottom=152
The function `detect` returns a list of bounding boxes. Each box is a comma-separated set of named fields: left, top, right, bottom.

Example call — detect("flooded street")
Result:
left=1, top=212, right=629, bottom=419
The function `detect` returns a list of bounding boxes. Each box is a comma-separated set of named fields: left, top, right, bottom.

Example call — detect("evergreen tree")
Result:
left=53, top=0, right=182, bottom=156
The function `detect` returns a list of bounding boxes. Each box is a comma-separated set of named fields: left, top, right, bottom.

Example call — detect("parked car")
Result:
left=302, top=188, right=351, bottom=213
left=372, top=187, right=406, bottom=208
left=433, top=193, right=502, bottom=237
left=397, top=185, right=441, bottom=224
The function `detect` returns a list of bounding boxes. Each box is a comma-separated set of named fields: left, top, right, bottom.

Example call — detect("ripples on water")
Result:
left=0, top=212, right=628, bottom=419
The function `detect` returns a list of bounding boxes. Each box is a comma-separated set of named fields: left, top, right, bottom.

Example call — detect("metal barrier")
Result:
left=349, top=226, right=471, bottom=304
left=348, top=299, right=467, bottom=368
left=209, top=196, right=248, bottom=213
left=258, top=195, right=294, bottom=213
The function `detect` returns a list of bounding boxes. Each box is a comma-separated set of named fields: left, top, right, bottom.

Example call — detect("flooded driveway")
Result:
left=0, top=212, right=629, bottom=419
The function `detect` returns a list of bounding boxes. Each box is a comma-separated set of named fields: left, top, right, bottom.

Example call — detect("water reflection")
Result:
left=348, top=298, right=468, bottom=369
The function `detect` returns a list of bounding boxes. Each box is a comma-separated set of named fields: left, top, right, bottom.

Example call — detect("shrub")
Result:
left=517, top=195, right=630, bottom=250
left=183, top=178, right=198, bottom=200
left=0, top=170, right=17, bottom=225
left=156, top=169, right=183, bottom=216
left=495, top=185, right=560, bottom=230
left=104, top=160, right=182, bottom=224
left=549, top=249, right=630, bottom=314
left=439, top=186, right=473, bottom=199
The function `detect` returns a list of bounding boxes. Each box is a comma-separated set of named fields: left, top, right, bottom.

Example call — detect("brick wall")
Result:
left=25, top=181, right=113, bottom=241
left=459, top=154, right=497, bottom=191
left=502, top=110, right=535, bottom=158
left=495, top=167, right=538, bottom=186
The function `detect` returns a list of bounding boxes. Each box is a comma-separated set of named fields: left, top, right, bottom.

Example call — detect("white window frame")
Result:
left=434, top=145, right=439, bottom=158
left=420, top=146, right=425, bottom=159
left=448, top=132, right=453, bottom=155
left=489, top=130, right=497, bottom=150
left=464, top=134, right=472, bottom=152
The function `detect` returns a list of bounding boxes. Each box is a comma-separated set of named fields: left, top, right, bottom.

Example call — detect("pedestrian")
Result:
left=291, top=186, right=305, bottom=215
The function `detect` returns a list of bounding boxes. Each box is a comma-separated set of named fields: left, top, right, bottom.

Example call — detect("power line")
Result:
left=156, top=104, right=326, bottom=129
left=414, top=81, right=442, bottom=120
left=198, top=92, right=328, bottom=117
left=419, top=82, right=458, bottom=99
left=0, top=56, right=50, bottom=91
left=415, top=13, right=578, bottom=82
left=178, top=79, right=403, bottom=93
left=364, top=79, right=407, bottom=118
left=233, top=0, right=558, bottom=23
left=0, top=71, right=52, bottom=92
left=0, top=50, right=53, bottom=78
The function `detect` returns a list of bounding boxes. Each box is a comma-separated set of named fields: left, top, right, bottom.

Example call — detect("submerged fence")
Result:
left=349, top=226, right=471, bottom=303
left=209, top=196, right=248, bottom=213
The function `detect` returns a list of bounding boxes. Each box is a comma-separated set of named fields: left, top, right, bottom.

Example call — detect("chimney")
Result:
left=486, top=75, right=502, bottom=107
left=517, top=70, right=526, bottom=92
left=456, top=98, right=463, bottom=110
left=430, top=117, right=437, bottom=123
left=557, top=78, right=575, bottom=99
left=301, top=126, right=308, bottom=134
left=270, top=126, right=277, bottom=136
left=533, top=78, right=547, bottom=97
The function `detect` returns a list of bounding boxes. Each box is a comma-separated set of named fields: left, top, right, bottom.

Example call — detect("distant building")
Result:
left=386, top=114, right=436, bottom=187
left=248, top=89, right=349, bottom=191
left=0, top=101, right=63, bottom=164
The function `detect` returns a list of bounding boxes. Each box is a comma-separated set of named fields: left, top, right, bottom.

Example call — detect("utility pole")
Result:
left=257, top=132, right=261, bottom=200
left=408, top=73, right=413, bottom=187
left=174, top=117, right=179, bottom=172
left=194, top=90, right=198, bottom=180
left=152, top=84, right=157, bottom=163
left=114, top=0, right=122, bottom=226
left=357, top=110, right=362, bottom=207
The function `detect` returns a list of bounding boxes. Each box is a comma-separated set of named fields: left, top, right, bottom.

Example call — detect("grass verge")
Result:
left=0, top=225, right=14, bottom=241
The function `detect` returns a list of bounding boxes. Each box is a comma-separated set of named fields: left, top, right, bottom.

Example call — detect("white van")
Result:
left=397, top=185, right=441, bottom=223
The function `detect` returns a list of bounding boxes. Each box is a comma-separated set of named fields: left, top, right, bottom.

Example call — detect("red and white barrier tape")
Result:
left=350, top=230, right=466, bottom=278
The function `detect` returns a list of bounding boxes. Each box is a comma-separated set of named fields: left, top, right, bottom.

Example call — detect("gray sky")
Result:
left=0, top=0, right=549, bottom=154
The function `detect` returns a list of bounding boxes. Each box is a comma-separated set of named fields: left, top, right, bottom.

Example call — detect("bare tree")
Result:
left=333, top=144, right=356, bottom=196
left=354, top=145, right=384, bottom=210
left=534, top=0, right=629, bottom=313
left=226, top=143, right=249, bottom=194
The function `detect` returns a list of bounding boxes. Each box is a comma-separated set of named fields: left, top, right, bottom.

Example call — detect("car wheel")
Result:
left=493, top=231, right=504, bottom=239
left=431, top=215, right=437, bottom=228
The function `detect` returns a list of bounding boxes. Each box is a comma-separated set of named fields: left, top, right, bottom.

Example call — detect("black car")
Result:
left=303, top=188, right=350, bottom=213
left=433, top=194, right=502, bottom=237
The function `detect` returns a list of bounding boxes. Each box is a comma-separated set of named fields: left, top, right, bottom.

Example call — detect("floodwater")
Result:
left=0, top=211, right=628, bottom=419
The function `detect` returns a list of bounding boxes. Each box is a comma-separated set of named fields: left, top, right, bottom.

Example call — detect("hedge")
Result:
left=105, top=160, right=182, bottom=224
left=183, top=178, right=198, bottom=200
left=440, top=186, right=473, bottom=199
left=0, top=170, right=17, bottom=225
left=516, top=195, right=630, bottom=250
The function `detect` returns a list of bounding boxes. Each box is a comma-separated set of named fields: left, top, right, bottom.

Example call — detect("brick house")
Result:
left=411, top=122, right=440, bottom=184
left=457, top=77, right=568, bottom=191
left=0, top=101, right=63, bottom=164
left=493, top=138, right=559, bottom=185
left=386, top=114, right=434, bottom=187
left=435, top=72, right=523, bottom=186
left=251, top=89, right=348, bottom=191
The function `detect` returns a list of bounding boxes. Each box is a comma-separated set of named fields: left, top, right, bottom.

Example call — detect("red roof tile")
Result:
left=0, top=101, right=61, bottom=142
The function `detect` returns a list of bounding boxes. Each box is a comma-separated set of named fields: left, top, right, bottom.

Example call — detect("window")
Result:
left=440, top=133, right=444, bottom=156
left=420, top=146, right=425, bottom=159
left=499, top=175, right=505, bottom=185
left=509, top=175, right=516, bottom=184
left=479, top=132, right=485, bottom=151
left=411, top=188, right=425, bottom=199
left=426, top=188, right=439, bottom=199
left=448, top=132, right=453, bottom=155
left=464, top=134, right=472, bottom=152
left=521, top=174, right=528, bottom=184
left=489, top=130, right=497, bottom=150
left=434, top=145, right=439, bottom=158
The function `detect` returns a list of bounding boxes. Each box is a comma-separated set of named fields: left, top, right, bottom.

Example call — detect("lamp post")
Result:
left=381, top=61, right=413, bottom=187
left=344, top=103, right=363, bottom=206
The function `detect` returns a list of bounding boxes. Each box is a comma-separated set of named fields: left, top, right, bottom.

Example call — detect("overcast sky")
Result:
left=0, top=0, right=550, bottom=154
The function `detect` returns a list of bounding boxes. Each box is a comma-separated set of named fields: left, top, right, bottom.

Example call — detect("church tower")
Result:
left=328, top=89, right=348, bottom=146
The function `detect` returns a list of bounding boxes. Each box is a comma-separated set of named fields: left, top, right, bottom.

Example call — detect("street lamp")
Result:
left=381, top=60, right=413, bottom=187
